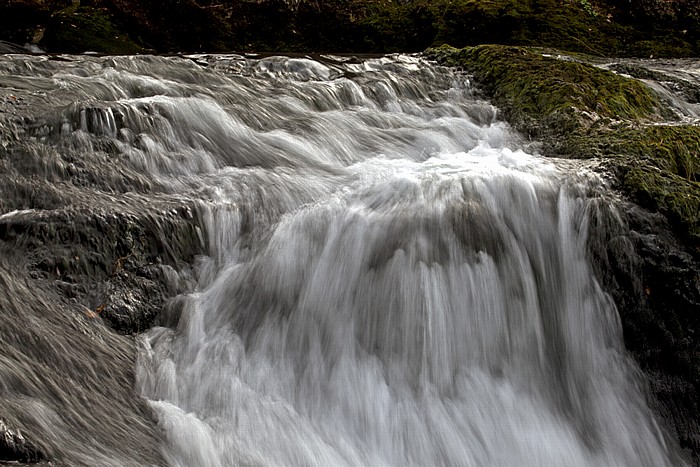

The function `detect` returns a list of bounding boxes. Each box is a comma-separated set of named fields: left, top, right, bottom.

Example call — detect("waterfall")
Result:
left=0, top=52, right=678, bottom=465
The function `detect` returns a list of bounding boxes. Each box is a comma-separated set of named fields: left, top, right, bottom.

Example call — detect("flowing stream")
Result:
left=0, top=53, right=681, bottom=465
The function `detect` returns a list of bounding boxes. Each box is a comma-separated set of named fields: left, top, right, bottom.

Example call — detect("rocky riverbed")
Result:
left=0, top=2, right=699, bottom=465
left=0, top=48, right=698, bottom=465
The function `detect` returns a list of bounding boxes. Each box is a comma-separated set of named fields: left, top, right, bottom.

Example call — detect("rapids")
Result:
left=0, top=52, right=684, bottom=465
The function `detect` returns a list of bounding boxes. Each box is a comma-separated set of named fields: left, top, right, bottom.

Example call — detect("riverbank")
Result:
left=0, top=0, right=698, bottom=57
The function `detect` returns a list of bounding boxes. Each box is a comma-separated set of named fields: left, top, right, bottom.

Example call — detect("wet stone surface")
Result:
left=0, top=51, right=698, bottom=465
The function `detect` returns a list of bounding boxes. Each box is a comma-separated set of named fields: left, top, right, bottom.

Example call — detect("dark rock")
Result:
left=586, top=196, right=700, bottom=465
left=0, top=419, right=46, bottom=463
left=0, top=259, right=164, bottom=465
left=0, top=41, right=28, bottom=54
left=0, top=205, right=204, bottom=334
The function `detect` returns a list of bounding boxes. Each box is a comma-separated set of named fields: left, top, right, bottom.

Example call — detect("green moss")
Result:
left=562, top=126, right=700, bottom=181
left=624, top=164, right=700, bottom=242
left=565, top=126, right=700, bottom=241
left=429, top=44, right=699, bottom=246
left=622, top=127, right=700, bottom=183
left=41, top=6, right=142, bottom=54
left=426, top=44, right=658, bottom=136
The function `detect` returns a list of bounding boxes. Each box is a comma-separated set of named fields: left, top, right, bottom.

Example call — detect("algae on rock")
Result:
left=426, top=44, right=659, bottom=135
left=426, top=44, right=699, bottom=246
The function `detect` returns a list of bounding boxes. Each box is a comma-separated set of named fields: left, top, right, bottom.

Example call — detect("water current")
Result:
left=0, top=53, right=680, bottom=465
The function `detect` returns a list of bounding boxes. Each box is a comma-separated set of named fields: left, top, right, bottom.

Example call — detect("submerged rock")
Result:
left=0, top=260, right=165, bottom=466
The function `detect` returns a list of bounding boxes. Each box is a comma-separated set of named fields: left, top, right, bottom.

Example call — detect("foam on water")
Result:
left=123, top=56, right=671, bottom=465
left=1, top=52, right=677, bottom=465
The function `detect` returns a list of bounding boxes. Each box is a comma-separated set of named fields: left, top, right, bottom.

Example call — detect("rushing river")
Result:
left=0, top=53, right=682, bottom=465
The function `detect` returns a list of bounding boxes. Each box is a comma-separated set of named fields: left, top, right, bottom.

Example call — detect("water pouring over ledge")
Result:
left=0, top=52, right=684, bottom=465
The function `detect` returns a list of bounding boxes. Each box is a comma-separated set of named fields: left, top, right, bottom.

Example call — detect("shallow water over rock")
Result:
left=0, top=52, right=689, bottom=465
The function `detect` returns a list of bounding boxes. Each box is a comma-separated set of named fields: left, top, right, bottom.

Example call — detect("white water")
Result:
left=82, top=54, right=677, bottom=466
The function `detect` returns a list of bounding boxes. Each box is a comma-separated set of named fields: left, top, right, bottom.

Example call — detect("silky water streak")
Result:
left=126, top=54, right=675, bottom=466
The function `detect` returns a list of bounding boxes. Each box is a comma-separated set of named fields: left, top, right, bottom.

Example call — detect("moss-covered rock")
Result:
left=40, top=6, right=142, bottom=54
left=559, top=125, right=700, bottom=244
left=624, top=163, right=700, bottom=243
left=426, top=44, right=659, bottom=135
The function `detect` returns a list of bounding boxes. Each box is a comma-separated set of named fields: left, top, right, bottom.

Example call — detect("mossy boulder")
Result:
left=560, top=125, right=700, bottom=245
left=426, top=44, right=659, bottom=135
left=427, top=44, right=699, bottom=247
left=624, top=164, right=700, bottom=244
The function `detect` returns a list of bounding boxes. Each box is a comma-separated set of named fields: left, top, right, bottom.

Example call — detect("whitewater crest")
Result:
left=0, top=52, right=679, bottom=465
left=123, top=55, right=670, bottom=466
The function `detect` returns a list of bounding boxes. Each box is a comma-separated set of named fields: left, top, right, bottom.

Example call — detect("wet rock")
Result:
left=0, top=419, right=46, bottom=463
left=0, top=206, right=204, bottom=334
left=91, top=267, right=174, bottom=334
left=587, top=195, right=700, bottom=464
left=0, top=82, right=206, bottom=336
left=0, top=40, right=28, bottom=53
left=0, top=260, right=164, bottom=466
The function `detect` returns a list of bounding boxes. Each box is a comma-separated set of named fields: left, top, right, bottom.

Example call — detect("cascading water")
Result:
left=127, top=54, right=673, bottom=466
left=0, top=52, right=681, bottom=465
left=602, top=58, right=700, bottom=122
